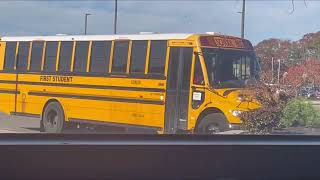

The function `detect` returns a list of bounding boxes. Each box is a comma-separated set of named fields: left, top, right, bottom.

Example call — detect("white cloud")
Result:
left=246, top=1, right=320, bottom=43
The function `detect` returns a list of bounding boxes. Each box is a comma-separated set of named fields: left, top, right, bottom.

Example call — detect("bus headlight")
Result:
left=231, top=110, right=242, bottom=117
left=237, top=96, right=244, bottom=101
left=237, top=94, right=247, bottom=102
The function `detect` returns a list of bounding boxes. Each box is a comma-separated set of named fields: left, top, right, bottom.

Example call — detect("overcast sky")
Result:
left=0, top=0, right=319, bottom=44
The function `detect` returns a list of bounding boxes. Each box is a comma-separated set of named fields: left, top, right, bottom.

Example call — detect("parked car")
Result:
left=298, top=86, right=316, bottom=98
left=313, top=87, right=320, bottom=99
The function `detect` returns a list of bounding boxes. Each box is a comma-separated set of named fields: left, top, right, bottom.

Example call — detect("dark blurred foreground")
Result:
left=0, top=134, right=320, bottom=179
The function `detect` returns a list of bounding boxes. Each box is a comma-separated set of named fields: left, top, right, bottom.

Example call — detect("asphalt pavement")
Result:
left=0, top=113, right=123, bottom=134
left=0, top=113, right=40, bottom=133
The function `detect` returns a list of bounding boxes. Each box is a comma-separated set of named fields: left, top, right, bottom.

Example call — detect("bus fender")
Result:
left=194, top=107, right=225, bottom=130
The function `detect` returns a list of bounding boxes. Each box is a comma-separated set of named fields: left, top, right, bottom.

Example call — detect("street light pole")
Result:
left=85, top=13, right=91, bottom=35
left=271, top=57, right=274, bottom=83
left=241, top=0, right=246, bottom=38
left=114, top=0, right=118, bottom=34
left=277, top=59, right=281, bottom=84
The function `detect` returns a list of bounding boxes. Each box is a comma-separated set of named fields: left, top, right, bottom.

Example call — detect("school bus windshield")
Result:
left=202, top=48, right=259, bottom=89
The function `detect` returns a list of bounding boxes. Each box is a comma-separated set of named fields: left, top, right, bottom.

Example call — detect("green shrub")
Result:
left=281, top=98, right=320, bottom=128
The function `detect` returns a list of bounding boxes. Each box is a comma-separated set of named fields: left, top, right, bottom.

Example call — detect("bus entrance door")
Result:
left=164, top=47, right=193, bottom=133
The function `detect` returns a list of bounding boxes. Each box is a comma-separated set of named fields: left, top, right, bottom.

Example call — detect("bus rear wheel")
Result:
left=41, top=102, right=65, bottom=133
left=196, top=113, right=228, bottom=134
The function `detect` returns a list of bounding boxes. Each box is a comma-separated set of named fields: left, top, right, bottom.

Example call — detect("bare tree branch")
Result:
left=289, top=0, right=295, bottom=14
left=290, top=0, right=308, bottom=14
left=304, top=0, right=308, bottom=8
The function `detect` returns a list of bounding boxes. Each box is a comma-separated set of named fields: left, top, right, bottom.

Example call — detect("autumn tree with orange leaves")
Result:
left=255, top=31, right=320, bottom=87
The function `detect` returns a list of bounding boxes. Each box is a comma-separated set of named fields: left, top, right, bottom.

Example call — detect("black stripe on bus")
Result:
left=69, top=118, right=160, bottom=131
left=28, top=92, right=165, bottom=105
left=0, top=80, right=165, bottom=93
left=0, top=71, right=167, bottom=80
left=0, top=89, right=20, bottom=94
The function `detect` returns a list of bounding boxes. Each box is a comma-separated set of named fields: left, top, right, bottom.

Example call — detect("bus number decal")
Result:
left=131, top=80, right=141, bottom=85
left=40, top=75, right=73, bottom=83
left=132, top=113, right=144, bottom=118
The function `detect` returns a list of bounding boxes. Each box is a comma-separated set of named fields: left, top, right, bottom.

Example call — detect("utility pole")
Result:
left=114, top=0, right=118, bottom=34
left=277, top=59, right=281, bottom=84
left=241, top=0, right=246, bottom=38
left=84, top=13, right=91, bottom=35
left=271, top=57, right=274, bottom=83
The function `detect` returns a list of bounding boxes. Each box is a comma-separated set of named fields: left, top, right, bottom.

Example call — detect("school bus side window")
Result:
left=193, top=55, right=204, bottom=85
left=130, top=40, right=148, bottom=74
left=16, top=41, right=30, bottom=72
left=74, top=41, right=89, bottom=73
left=148, top=40, right=167, bottom=75
left=30, top=42, right=44, bottom=72
left=43, top=41, right=58, bottom=72
left=112, top=41, right=129, bottom=73
left=4, top=41, right=17, bottom=71
left=90, top=41, right=111, bottom=74
left=58, top=41, right=73, bottom=72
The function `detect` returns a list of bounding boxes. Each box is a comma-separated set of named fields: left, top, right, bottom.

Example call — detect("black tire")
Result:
left=40, top=119, right=44, bottom=132
left=41, top=102, right=65, bottom=133
left=195, top=113, right=229, bottom=134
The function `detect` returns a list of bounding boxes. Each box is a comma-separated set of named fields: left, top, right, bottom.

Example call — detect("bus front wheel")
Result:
left=195, top=113, right=228, bottom=134
left=41, top=102, right=65, bottom=133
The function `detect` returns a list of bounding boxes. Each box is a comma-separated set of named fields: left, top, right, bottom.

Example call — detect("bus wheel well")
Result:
left=195, top=107, right=225, bottom=129
left=41, top=99, right=61, bottom=120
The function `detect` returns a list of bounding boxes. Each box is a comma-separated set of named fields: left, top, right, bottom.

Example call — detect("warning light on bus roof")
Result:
left=200, top=36, right=253, bottom=50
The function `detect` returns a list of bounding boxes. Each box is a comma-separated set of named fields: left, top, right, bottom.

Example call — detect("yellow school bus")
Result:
left=0, top=33, right=260, bottom=134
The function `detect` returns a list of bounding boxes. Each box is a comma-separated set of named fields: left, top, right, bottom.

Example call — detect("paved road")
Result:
left=0, top=113, right=160, bottom=134
left=0, top=113, right=123, bottom=134
left=0, top=113, right=40, bottom=133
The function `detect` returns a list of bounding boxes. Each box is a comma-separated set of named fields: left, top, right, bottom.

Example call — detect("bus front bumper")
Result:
left=228, top=123, right=241, bottom=130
